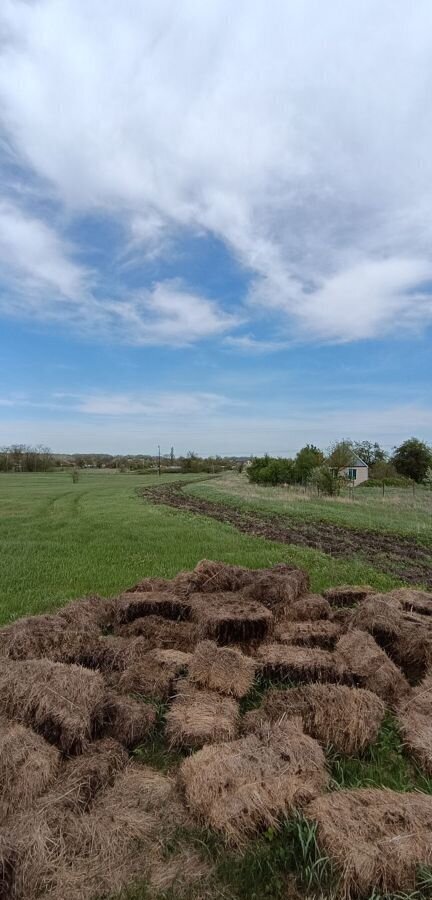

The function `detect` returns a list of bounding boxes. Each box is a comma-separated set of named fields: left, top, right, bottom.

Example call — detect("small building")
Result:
left=341, top=453, right=368, bottom=486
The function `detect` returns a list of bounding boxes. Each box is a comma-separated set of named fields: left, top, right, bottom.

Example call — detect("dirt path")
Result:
left=141, top=481, right=432, bottom=587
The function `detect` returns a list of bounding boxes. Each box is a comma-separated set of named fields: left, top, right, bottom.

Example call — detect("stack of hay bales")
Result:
left=0, top=560, right=431, bottom=898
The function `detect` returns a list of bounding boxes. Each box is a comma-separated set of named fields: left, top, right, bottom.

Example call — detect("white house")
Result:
left=340, top=453, right=369, bottom=486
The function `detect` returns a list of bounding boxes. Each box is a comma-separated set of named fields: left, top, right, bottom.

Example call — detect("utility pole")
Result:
left=158, top=444, right=161, bottom=477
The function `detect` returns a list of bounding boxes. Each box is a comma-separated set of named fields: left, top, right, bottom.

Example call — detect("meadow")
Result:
left=0, top=470, right=408, bottom=624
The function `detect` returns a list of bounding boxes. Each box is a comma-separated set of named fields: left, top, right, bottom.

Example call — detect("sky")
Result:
left=0, top=0, right=432, bottom=456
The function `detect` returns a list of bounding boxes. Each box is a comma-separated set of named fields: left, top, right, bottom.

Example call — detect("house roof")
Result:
left=349, top=454, right=368, bottom=468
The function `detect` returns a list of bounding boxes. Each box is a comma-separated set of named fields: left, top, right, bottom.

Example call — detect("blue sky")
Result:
left=0, top=0, right=432, bottom=455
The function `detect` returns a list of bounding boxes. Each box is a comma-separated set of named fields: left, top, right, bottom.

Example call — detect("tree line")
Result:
left=247, top=438, right=432, bottom=494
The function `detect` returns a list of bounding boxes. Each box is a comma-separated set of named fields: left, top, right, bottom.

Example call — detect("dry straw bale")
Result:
left=116, top=591, right=191, bottom=625
left=390, top=588, right=432, bottom=617
left=166, top=678, right=239, bottom=748
left=179, top=718, right=327, bottom=842
left=243, top=684, right=385, bottom=755
left=275, top=621, right=343, bottom=651
left=397, top=674, right=432, bottom=775
left=336, top=630, right=410, bottom=706
left=189, top=592, right=273, bottom=644
left=124, top=576, right=172, bottom=593
left=8, top=764, right=187, bottom=900
left=330, top=607, right=355, bottom=627
left=172, top=559, right=256, bottom=596
left=0, top=719, right=60, bottom=820
left=0, top=658, right=106, bottom=754
left=118, top=648, right=191, bottom=700
left=188, top=640, right=256, bottom=698
left=391, top=621, right=432, bottom=683
left=323, top=585, right=374, bottom=607
left=306, top=787, right=432, bottom=896
left=58, top=595, right=117, bottom=631
left=0, top=613, right=94, bottom=664
left=283, top=594, right=331, bottom=622
left=52, top=738, right=128, bottom=812
left=352, top=594, right=403, bottom=641
left=103, top=693, right=156, bottom=748
left=114, top=614, right=200, bottom=652
left=256, top=643, right=344, bottom=683
left=242, top=567, right=310, bottom=617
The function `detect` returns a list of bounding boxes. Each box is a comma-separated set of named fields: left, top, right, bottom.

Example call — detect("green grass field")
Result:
left=0, top=471, right=404, bottom=625
left=185, top=472, right=432, bottom=543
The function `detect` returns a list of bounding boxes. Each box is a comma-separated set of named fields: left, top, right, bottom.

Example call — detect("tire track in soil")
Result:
left=141, top=481, right=432, bottom=588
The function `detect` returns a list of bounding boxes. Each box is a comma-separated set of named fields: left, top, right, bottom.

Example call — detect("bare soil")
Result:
left=141, top=482, right=432, bottom=587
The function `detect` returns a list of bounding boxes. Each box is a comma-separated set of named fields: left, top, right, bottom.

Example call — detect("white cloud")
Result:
left=1, top=389, right=234, bottom=417
left=1, top=1, right=432, bottom=342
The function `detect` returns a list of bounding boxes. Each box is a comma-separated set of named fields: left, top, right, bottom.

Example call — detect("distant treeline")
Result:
left=0, top=445, right=247, bottom=475
left=248, top=439, right=432, bottom=492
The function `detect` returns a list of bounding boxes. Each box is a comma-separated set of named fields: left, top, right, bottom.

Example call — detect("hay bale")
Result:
left=58, top=595, right=117, bottom=631
left=189, top=592, right=273, bottom=644
left=118, top=648, right=191, bottom=700
left=282, top=594, right=331, bottom=622
left=0, top=720, right=60, bottom=820
left=103, top=693, right=156, bottom=748
left=114, top=614, right=199, bottom=651
left=0, top=613, right=92, bottom=663
left=275, top=621, right=343, bottom=650
left=166, top=678, right=239, bottom=748
left=306, top=788, right=432, bottom=895
left=397, top=674, right=432, bottom=775
left=9, top=764, right=188, bottom=900
left=53, top=738, right=128, bottom=812
left=0, top=831, right=16, bottom=899
left=124, top=576, right=172, bottom=593
left=323, top=585, right=374, bottom=607
left=172, top=559, right=256, bottom=596
left=188, top=640, right=256, bottom=698
left=116, top=591, right=191, bottom=625
left=330, top=607, right=354, bottom=627
left=243, top=684, right=385, bottom=754
left=242, top=568, right=309, bottom=617
left=179, top=718, right=327, bottom=842
left=0, top=658, right=106, bottom=754
left=256, top=643, right=344, bottom=683
left=352, top=594, right=403, bottom=641
left=390, top=588, right=432, bottom=617
left=336, top=629, right=410, bottom=706
left=391, top=621, right=432, bottom=683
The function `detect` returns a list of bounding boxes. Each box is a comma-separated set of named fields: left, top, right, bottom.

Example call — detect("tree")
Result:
left=352, top=441, right=387, bottom=467
left=294, top=444, right=324, bottom=482
left=393, top=438, right=432, bottom=483
left=326, top=440, right=353, bottom=474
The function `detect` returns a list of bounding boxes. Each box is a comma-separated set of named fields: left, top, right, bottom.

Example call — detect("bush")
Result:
left=247, top=456, right=295, bottom=486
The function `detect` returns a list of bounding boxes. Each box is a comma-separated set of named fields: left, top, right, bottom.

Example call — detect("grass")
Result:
left=0, top=471, right=403, bottom=624
left=185, top=473, right=432, bottom=544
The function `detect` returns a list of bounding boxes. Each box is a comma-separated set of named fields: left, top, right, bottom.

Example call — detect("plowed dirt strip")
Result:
left=141, top=482, right=432, bottom=588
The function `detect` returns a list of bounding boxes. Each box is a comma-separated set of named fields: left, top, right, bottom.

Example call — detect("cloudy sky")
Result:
left=0, top=0, right=431, bottom=455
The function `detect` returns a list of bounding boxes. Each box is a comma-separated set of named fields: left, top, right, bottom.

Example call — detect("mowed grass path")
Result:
left=0, top=471, right=402, bottom=624
left=186, top=473, right=432, bottom=543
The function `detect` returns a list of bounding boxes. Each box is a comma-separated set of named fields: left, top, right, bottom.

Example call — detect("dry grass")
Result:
left=166, top=677, right=239, bottom=748
left=172, top=558, right=256, bottom=596
left=189, top=591, right=273, bottom=643
left=114, top=614, right=199, bottom=651
left=243, top=684, right=385, bottom=755
left=256, top=643, right=344, bottom=683
left=397, top=674, right=432, bottom=776
left=52, top=738, right=128, bottom=812
left=0, top=658, right=106, bottom=754
left=0, top=720, right=60, bottom=820
left=323, top=585, right=375, bottom=607
left=179, top=718, right=328, bottom=842
left=58, top=595, right=117, bottom=631
left=103, top=693, right=156, bottom=748
left=188, top=640, right=256, bottom=698
left=275, top=621, right=343, bottom=650
left=306, top=787, right=432, bottom=895
left=116, top=591, right=191, bottom=625
left=242, top=568, right=310, bottom=617
left=0, top=614, right=93, bottom=663
left=118, top=647, right=191, bottom=700
left=283, top=594, right=331, bottom=622
left=352, top=594, right=403, bottom=640
left=336, top=629, right=410, bottom=706
left=390, top=588, right=432, bottom=617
